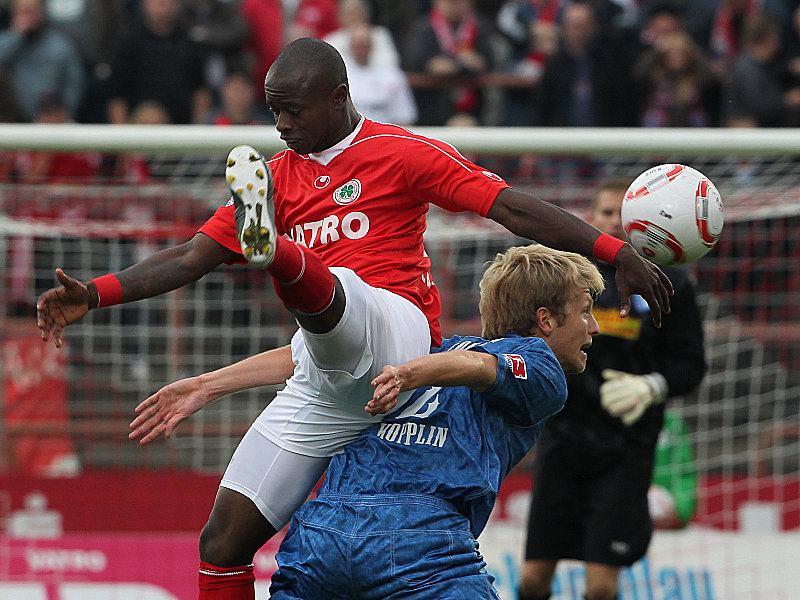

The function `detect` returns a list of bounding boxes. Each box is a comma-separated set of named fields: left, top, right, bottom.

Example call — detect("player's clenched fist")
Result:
left=613, top=245, right=673, bottom=328
left=367, top=365, right=410, bottom=416
left=37, top=268, right=92, bottom=348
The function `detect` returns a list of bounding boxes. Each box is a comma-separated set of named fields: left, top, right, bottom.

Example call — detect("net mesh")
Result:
left=1, top=148, right=798, bottom=537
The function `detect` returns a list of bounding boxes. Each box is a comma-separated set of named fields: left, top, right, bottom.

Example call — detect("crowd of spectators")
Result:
left=1, top=0, right=799, bottom=131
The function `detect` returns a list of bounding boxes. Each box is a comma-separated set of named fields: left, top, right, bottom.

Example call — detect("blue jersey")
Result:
left=319, top=334, right=567, bottom=537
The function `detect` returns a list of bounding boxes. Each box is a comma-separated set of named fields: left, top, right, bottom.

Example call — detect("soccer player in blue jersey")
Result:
left=268, top=243, right=603, bottom=599
left=130, top=243, right=603, bottom=597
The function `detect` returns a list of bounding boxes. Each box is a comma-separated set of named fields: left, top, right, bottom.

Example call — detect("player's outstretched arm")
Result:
left=367, top=350, right=497, bottom=415
left=37, top=234, right=238, bottom=348
left=129, top=345, right=295, bottom=445
left=487, top=189, right=673, bottom=326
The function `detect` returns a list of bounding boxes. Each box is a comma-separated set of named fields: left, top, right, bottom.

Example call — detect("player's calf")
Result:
left=198, top=562, right=255, bottom=600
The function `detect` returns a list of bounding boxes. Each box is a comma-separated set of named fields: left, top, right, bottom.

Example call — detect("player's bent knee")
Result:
left=517, top=582, right=552, bottom=600
left=584, top=563, right=620, bottom=600
left=199, top=518, right=243, bottom=567
left=199, top=517, right=269, bottom=567
left=198, top=489, right=276, bottom=566
left=198, top=527, right=222, bottom=565
left=518, top=560, right=556, bottom=599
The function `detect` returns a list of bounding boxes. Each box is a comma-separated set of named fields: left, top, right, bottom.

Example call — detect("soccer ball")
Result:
left=621, top=164, right=724, bottom=266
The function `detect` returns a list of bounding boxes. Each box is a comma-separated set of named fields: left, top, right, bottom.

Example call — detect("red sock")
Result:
left=198, top=562, right=255, bottom=600
left=269, top=237, right=335, bottom=314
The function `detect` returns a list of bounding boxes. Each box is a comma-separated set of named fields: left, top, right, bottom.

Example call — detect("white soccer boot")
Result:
left=226, top=145, right=276, bottom=265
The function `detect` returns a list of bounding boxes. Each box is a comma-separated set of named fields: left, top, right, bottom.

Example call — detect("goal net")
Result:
left=0, top=126, right=798, bottom=599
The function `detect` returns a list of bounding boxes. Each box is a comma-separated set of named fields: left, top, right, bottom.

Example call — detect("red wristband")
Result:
left=592, top=233, right=626, bottom=264
left=92, top=273, right=123, bottom=307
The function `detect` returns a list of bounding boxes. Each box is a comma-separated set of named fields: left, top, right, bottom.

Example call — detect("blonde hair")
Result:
left=479, top=244, right=604, bottom=339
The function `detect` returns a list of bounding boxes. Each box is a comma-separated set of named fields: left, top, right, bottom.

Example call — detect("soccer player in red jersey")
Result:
left=37, top=38, right=672, bottom=600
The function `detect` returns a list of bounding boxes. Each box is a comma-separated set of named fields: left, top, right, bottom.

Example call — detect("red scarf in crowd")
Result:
left=709, top=0, right=763, bottom=63
left=429, top=7, right=480, bottom=113
left=430, top=7, right=479, bottom=56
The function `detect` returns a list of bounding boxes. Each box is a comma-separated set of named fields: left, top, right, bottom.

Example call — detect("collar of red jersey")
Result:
left=307, top=116, right=366, bottom=166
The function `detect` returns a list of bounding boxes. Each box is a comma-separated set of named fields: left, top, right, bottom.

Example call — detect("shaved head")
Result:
left=268, top=38, right=348, bottom=93
left=264, top=37, right=360, bottom=155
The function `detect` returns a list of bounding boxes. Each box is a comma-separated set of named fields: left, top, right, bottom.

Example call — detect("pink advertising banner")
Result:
left=0, top=532, right=283, bottom=599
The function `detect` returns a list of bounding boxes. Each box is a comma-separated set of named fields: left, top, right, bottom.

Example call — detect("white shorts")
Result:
left=221, top=430, right=330, bottom=530
left=221, top=267, right=431, bottom=527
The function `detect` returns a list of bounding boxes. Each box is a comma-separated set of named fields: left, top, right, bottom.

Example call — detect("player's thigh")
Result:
left=300, top=267, right=430, bottom=377
left=202, top=487, right=275, bottom=550
left=388, top=570, right=501, bottom=600
left=220, top=427, right=330, bottom=531
left=583, top=452, right=654, bottom=566
left=269, top=517, right=351, bottom=600
left=376, top=529, right=500, bottom=600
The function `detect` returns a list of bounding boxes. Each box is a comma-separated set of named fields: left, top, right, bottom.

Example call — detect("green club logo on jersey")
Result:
left=333, top=179, right=362, bottom=205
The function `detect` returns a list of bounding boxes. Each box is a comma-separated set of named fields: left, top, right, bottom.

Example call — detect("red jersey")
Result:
left=291, top=0, right=339, bottom=39
left=199, top=119, right=510, bottom=345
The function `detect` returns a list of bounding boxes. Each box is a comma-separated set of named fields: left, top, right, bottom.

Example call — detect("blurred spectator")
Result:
left=525, top=19, right=559, bottom=77
left=178, top=0, right=250, bottom=94
left=533, top=0, right=631, bottom=126
left=0, top=0, right=85, bottom=122
left=367, top=0, right=418, bottom=45
left=130, top=99, right=172, bottom=125
left=585, top=0, right=644, bottom=78
left=16, top=94, right=100, bottom=185
left=107, top=0, right=211, bottom=124
left=240, top=0, right=285, bottom=92
left=723, top=13, right=800, bottom=126
left=287, top=0, right=339, bottom=41
left=495, top=0, right=562, bottom=126
left=0, top=65, right=22, bottom=123
left=785, top=2, right=800, bottom=60
left=696, top=0, right=789, bottom=76
left=710, top=0, right=759, bottom=66
left=204, top=70, right=273, bottom=125
left=403, top=0, right=496, bottom=125
left=779, top=3, right=800, bottom=125
left=0, top=66, right=22, bottom=182
left=586, top=0, right=638, bottom=34
left=115, top=100, right=171, bottom=184
left=624, top=2, right=687, bottom=91
left=325, top=0, right=401, bottom=67
left=496, top=0, right=563, bottom=68
left=45, top=0, right=128, bottom=123
left=346, top=23, right=418, bottom=123
left=634, top=2, right=685, bottom=54
left=632, top=30, right=720, bottom=127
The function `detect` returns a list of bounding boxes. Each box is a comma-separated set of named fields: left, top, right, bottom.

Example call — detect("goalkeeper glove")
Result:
left=600, top=369, right=668, bottom=426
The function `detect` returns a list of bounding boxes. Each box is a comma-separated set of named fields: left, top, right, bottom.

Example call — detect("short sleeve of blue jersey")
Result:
left=473, top=336, right=567, bottom=428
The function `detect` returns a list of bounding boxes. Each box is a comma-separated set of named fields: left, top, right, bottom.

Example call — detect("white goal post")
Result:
left=0, top=124, right=799, bottom=155
left=0, top=125, right=798, bottom=599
